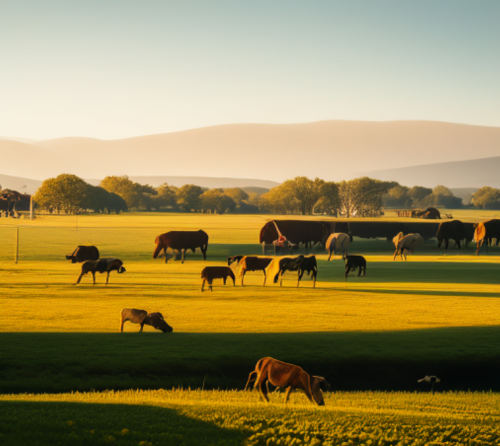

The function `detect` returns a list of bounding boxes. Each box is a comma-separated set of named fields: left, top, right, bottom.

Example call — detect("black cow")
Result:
left=273, top=255, right=317, bottom=287
left=344, top=255, right=366, bottom=279
left=76, top=258, right=126, bottom=285
left=66, top=245, right=100, bottom=263
left=436, top=220, right=467, bottom=250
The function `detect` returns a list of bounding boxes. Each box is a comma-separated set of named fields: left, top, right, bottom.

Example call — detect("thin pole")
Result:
left=15, top=227, right=19, bottom=264
left=30, top=196, right=33, bottom=221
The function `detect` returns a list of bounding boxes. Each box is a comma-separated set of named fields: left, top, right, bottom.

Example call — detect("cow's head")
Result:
left=66, top=255, right=77, bottom=263
left=311, top=376, right=330, bottom=406
left=147, top=313, right=173, bottom=333
left=228, top=256, right=242, bottom=266
left=118, top=266, right=126, bottom=274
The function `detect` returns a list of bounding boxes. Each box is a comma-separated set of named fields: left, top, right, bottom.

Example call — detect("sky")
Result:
left=1, top=0, right=499, bottom=140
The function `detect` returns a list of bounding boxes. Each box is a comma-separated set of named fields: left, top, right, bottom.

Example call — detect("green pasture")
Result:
left=1, top=390, right=499, bottom=446
left=0, top=211, right=499, bottom=394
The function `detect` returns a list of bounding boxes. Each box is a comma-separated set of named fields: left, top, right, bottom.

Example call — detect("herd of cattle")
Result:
left=61, top=217, right=500, bottom=405
left=67, top=218, right=500, bottom=290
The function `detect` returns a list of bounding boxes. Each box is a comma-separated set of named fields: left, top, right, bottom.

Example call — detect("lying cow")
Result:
left=120, top=308, right=173, bottom=333
left=66, top=245, right=99, bottom=263
left=75, top=258, right=126, bottom=285
left=245, top=357, right=330, bottom=406
left=344, top=255, right=366, bottom=279
left=201, top=266, right=235, bottom=291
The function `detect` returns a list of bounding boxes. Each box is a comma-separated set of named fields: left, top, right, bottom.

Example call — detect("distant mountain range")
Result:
left=1, top=120, right=499, bottom=187
left=365, top=156, right=500, bottom=189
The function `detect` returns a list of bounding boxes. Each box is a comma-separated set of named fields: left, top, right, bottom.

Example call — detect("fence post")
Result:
left=15, top=226, right=19, bottom=264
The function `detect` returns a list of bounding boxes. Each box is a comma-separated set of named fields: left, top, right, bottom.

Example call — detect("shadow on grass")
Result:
left=0, top=400, right=247, bottom=446
left=1, top=326, right=499, bottom=394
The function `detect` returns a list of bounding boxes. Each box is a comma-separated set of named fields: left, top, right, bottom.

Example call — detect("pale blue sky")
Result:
left=1, top=0, right=499, bottom=139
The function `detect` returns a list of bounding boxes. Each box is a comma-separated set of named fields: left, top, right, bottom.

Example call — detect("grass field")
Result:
left=1, top=211, right=499, bottom=444
left=1, top=390, right=499, bottom=445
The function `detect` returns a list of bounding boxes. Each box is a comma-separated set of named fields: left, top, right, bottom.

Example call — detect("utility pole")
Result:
left=15, top=227, right=19, bottom=263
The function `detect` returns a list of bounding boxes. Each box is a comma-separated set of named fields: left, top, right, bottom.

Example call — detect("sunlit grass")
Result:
left=1, top=390, right=499, bottom=445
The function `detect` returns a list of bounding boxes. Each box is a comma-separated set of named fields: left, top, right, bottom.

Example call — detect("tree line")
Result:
left=33, top=173, right=500, bottom=215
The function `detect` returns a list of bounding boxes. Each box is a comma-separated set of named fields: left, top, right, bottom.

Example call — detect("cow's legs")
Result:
left=327, top=251, right=332, bottom=261
left=241, top=271, right=246, bottom=286
left=223, top=277, right=227, bottom=285
left=257, top=377, right=270, bottom=403
left=312, top=270, right=317, bottom=288
left=201, top=278, right=206, bottom=292
left=297, top=270, right=304, bottom=288
left=181, top=249, right=185, bottom=264
left=106, top=271, right=110, bottom=285
left=92, top=271, right=96, bottom=284
left=202, top=244, right=208, bottom=260
left=75, top=272, right=85, bottom=285
left=231, top=275, right=235, bottom=286
left=357, top=265, right=362, bottom=276
left=262, top=269, right=267, bottom=286
left=164, top=247, right=168, bottom=263
left=120, top=318, right=126, bottom=333
left=284, top=386, right=293, bottom=404
left=139, top=322, right=145, bottom=332
left=209, top=279, right=213, bottom=291
left=345, top=265, right=351, bottom=280
left=245, top=371, right=257, bottom=391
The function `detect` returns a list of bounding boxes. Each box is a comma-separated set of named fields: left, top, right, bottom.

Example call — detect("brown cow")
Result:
left=201, top=266, right=235, bottom=291
left=245, top=357, right=330, bottom=406
left=120, top=308, right=173, bottom=333
left=153, top=230, right=209, bottom=263
left=75, top=258, right=126, bottom=284
left=474, top=219, right=500, bottom=255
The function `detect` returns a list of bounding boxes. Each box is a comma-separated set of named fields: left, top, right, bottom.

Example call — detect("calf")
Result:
left=245, top=357, right=330, bottom=406
left=344, top=255, right=366, bottom=279
left=75, top=258, right=126, bottom=285
left=120, top=308, right=173, bottom=333
left=201, top=266, right=235, bottom=291
left=66, top=245, right=99, bottom=263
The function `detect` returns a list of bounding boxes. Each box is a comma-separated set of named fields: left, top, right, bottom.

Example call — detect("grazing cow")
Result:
left=75, top=258, right=126, bottom=285
left=153, top=230, right=209, bottom=263
left=325, top=233, right=350, bottom=260
left=270, top=255, right=317, bottom=287
left=201, top=266, right=235, bottom=291
left=120, top=308, right=173, bottom=333
left=245, top=357, right=330, bottom=406
left=66, top=245, right=100, bottom=263
left=231, top=256, right=273, bottom=286
left=393, top=233, right=424, bottom=261
left=436, top=220, right=467, bottom=250
left=474, top=219, right=500, bottom=255
left=344, top=255, right=366, bottom=279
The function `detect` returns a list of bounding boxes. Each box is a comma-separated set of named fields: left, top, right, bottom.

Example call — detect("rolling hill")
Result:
left=365, top=156, right=500, bottom=189
left=2, top=120, right=500, bottom=187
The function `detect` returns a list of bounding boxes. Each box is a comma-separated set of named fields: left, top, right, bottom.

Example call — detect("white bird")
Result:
left=418, top=376, right=440, bottom=383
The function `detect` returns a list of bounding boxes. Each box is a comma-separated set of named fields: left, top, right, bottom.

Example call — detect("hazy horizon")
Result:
left=1, top=0, right=499, bottom=140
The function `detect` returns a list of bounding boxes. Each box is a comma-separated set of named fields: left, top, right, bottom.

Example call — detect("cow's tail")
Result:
left=153, top=236, right=163, bottom=259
